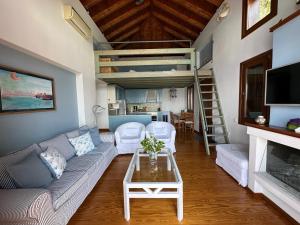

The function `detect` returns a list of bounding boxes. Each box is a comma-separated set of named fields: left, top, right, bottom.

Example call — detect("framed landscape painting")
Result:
left=0, top=66, right=55, bottom=113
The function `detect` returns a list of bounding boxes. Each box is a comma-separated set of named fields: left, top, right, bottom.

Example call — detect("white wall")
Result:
left=161, top=88, right=186, bottom=113
left=193, top=1, right=299, bottom=144
left=96, top=81, right=109, bottom=129
left=0, top=0, right=108, bottom=127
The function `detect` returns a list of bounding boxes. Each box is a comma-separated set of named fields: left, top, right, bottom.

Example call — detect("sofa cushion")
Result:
left=80, top=126, right=102, bottom=146
left=0, top=144, right=42, bottom=189
left=68, top=132, right=95, bottom=156
left=40, top=147, right=67, bottom=179
left=89, top=143, right=116, bottom=158
left=65, top=152, right=103, bottom=173
left=39, top=134, right=75, bottom=161
left=47, top=170, right=88, bottom=210
left=7, top=151, right=53, bottom=188
left=65, top=129, right=80, bottom=139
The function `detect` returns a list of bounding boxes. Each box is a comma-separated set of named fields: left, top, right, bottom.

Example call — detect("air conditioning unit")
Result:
left=64, top=5, right=91, bottom=39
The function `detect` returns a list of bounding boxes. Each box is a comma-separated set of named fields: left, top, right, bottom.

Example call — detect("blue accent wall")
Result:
left=269, top=17, right=300, bottom=127
left=0, top=44, right=79, bottom=156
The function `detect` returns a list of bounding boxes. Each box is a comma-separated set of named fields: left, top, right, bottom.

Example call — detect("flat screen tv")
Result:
left=265, top=61, right=300, bottom=106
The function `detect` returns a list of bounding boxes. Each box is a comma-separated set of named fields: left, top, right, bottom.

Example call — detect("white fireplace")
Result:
left=247, top=126, right=300, bottom=222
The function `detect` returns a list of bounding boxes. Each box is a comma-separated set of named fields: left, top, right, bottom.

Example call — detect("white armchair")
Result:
left=115, top=122, right=145, bottom=154
left=146, top=122, right=176, bottom=153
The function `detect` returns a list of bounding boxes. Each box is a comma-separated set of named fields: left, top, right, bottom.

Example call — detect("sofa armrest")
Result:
left=99, top=132, right=115, bottom=143
left=0, top=189, right=53, bottom=224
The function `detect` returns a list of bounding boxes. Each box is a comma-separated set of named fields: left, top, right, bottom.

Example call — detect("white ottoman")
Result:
left=216, top=144, right=249, bottom=187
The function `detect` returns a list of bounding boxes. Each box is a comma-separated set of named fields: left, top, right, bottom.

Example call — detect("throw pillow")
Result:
left=7, top=151, right=53, bottom=188
left=40, top=147, right=67, bottom=179
left=79, top=126, right=102, bottom=146
left=68, top=132, right=95, bottom=156
left=39, top=134, right=76, bottom=161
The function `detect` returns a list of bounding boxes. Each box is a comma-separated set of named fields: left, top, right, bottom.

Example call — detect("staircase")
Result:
left=194, top=67, right=229, bottom=155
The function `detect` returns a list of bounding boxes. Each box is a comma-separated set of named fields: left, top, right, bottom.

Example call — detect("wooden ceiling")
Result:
left=80, top=0, right=223, bottom=49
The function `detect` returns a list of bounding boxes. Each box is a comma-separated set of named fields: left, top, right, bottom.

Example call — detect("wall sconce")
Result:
left=169, top=88, right=177, bottom=99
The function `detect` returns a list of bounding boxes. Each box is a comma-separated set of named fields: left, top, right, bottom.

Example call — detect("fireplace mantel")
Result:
left=247, top=126, right=300, bottom=222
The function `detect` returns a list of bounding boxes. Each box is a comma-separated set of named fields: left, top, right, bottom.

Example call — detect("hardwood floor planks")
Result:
left=68, top=132, right=296, bottom=225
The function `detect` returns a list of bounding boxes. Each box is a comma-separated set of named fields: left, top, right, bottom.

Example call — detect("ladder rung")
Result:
left=206, top=115, right=224, bottom=118
left=198, top=76, right=213, bottom=79
left=207, top=124, right=225, bottom=127
left=201, top=91, right=217, bottom=94
left=206, top=134, right=227, bottom=137
left=199, top=83, right=215, bottom=86
left=202, top=99, right=219, bottom=102
left=204, top=107, right=220, bottom=110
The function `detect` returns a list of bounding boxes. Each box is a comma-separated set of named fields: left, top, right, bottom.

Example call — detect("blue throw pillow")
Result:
left=79, top=126, right=102, bottom=146
left=7, top=151, right=53, bottom=188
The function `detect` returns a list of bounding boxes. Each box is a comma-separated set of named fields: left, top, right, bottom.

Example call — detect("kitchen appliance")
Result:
left=133, top=105, right=138, bottom=112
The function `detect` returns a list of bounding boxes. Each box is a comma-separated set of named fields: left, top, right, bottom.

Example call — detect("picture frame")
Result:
left=0, top=65, right=56, bottom=114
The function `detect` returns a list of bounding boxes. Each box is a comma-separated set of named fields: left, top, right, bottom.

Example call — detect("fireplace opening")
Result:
left=266, top=141, right=300, bottom=192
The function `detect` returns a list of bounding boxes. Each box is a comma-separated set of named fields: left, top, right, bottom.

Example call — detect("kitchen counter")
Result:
left=109, top=115, right=152, bottom=132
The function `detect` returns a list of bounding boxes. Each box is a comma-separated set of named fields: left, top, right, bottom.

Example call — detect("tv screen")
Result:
left=265, top=61, right=300, bottom=105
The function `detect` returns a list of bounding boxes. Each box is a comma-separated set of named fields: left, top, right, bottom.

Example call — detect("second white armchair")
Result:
left=146, top=122, right=176, bottom=153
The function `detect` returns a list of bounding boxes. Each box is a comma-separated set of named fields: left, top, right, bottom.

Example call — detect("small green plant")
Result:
left=141, top=136, right=165, bottom=153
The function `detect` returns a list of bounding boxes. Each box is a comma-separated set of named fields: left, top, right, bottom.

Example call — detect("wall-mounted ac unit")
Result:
left=64, top=5, right=91, bottom=39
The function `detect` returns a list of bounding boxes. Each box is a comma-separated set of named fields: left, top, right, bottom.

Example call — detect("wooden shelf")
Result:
left=245, top=122, right=300, bottom=139
left=270, top=9, right=300, bottom=32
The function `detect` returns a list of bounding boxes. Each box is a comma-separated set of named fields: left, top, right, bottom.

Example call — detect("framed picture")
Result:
left=0, top=66, right=55, bottom=113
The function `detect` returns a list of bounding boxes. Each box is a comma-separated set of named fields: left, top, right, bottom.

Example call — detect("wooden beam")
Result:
left=169, top=0, right=213, bottom=19
left=90, top=0, right=132, bottom=23
left=111, top=28, right=140, bottom=43
left=153, top=0, right=205, bottom=30
left=100, top=1, right=150, bottom=33
left=99, top=59, right=191, bottom=67
left=153, top=12, right=199, bottom=38
left=163, top=27, right=191, bottom=41
left=80, top=0, right=104, bottom=10
left=106, top=12, right=150, bottom=40
left=187, top=0, right=219, bottom=14
left=95, top=48, right=195, bottom=56
left=114, top=43, right=130, bottom=50
left=205, top=0, right=224, bottom=7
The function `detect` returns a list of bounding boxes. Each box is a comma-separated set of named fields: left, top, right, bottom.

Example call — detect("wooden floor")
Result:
left=69, top=132, right=296, bottom=225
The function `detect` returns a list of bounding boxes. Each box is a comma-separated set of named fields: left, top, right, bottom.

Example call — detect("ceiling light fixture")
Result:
left=216, top=2, right=230, bottom=22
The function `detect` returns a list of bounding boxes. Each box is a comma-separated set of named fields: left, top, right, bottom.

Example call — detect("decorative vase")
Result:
left=255, top=115, right=266, bottom=125
left=148, top=151, right=158, bottom=172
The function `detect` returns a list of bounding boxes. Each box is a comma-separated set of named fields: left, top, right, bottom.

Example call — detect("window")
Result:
left=187, top=85, right=194, bottom=112
left=239, top=50, right=272, bottom=125
left=242, top=0, right=278, bottom=38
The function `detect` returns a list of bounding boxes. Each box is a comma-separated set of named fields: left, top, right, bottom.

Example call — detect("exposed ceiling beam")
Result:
left=153, top=12, right=199, bottom=38
left=90, top=0, right=132, bottom=23
left=169, top=0, right=213, bottom=20
left=100, top=1, right=151, bottom=33
left=80, top=0, right=104, bottom=10
left=153, top=0, right=206, bottom=30
left=106, top=12, right=150, bottom=40
left=205, top=0, right=224, bottom=7
left=112, top=27, right=141, bottom=42
left=186, top=0, right=219, bottom=14
left=163, top=27, right=191, bottom=42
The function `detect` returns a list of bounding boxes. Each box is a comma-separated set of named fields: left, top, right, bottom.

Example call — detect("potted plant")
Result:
left=141, top=136, right=165, bottom=165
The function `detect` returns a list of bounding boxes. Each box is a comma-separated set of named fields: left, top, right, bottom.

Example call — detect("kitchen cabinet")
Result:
left=107, top=85, right=125, bottom=103
left=125, top=89, right=162, bottom=103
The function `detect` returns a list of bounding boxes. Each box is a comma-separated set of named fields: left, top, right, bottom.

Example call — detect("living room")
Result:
left=0, top=0, right=300, bottom=225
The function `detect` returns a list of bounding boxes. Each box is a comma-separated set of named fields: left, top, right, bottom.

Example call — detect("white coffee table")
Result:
left=123, top=148, right=183, bottom=221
